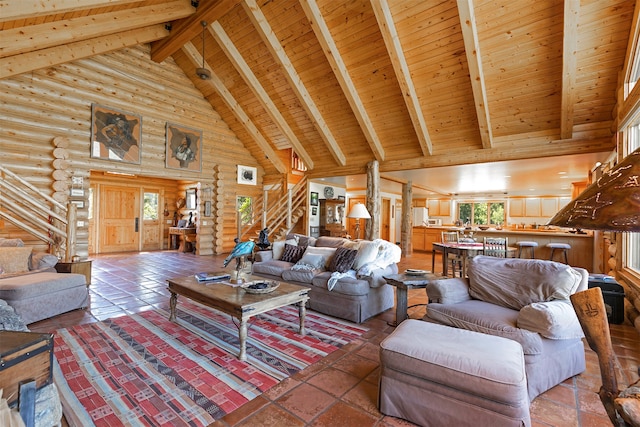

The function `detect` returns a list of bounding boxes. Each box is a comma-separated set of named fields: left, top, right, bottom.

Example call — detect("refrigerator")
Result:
left=413, top=207, right=429, bottom=226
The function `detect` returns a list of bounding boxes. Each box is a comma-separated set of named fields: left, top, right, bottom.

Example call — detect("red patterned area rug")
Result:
left=53, top=301, right=367, bottom=427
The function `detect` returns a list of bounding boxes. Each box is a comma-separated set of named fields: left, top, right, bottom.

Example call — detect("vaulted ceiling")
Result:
left=2, top=0, right=637, bottom=192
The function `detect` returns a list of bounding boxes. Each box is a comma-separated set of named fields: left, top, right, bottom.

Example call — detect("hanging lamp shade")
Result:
left=547, top=147, right=640, bottom=232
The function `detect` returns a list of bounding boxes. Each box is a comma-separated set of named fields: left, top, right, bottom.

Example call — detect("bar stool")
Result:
left=515, top=241, right=538, bottom=258
left=546, top=243, right=571, bottom=264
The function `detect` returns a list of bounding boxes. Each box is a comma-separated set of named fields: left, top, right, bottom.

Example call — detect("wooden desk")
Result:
left=168, top=227, right=196, bottom=252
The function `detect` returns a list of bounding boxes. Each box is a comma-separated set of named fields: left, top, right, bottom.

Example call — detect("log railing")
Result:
left=0, top=164, right=76, bottom=260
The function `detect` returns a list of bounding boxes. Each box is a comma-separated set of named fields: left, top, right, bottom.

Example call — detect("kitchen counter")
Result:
left=412, top=226, right=594, bottom=271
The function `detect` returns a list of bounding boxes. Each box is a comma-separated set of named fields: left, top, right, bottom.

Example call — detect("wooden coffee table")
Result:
left=166, top=275, right=310, bottom=361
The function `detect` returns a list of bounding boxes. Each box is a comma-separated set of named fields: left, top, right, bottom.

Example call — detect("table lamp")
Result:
left=347, top=203, right=371, bottom=240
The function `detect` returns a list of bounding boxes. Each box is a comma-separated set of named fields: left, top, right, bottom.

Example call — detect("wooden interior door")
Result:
left=99, top=185, right=140, bottom=253
left=381, top=198, right=391, bottom=241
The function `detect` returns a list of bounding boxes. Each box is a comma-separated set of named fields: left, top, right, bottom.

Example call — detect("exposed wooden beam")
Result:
left=0, top=25, right=169, bottom=79
left=371, top=0, right=433, bottom=156
left=150, top=0, right=239, bottom=63
left=300, top=0, right=386, bottom=162
left=0, top=0, right=139, bottom=22
left=182, top=42, right=287, bottom=174
left=210, top=20, right=314, bottom=169
left=457, top=0, right=493, bottom=149
left=242, top=0, right=346, bottom=167
left=560, top=0, right=579, bottom=139
left=0, top=1, right=193, bottom=59
left=380, top=136, right=613, bottom=172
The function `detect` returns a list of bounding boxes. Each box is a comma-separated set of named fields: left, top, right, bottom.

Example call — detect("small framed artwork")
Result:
left=312, top=207, right=318, bottom=215
left=166, top=122, right=202, bottom=172
left=338, top=195, right=345, bottom=201
left=310, top=192, right=319, bottom=206
left=237, top=165, right=257, bottom=185
left=204, top=201, right=212, bottom=217
left=91, top=103, right=141, bottom=164
left=70, top=200, right=84, bottom=209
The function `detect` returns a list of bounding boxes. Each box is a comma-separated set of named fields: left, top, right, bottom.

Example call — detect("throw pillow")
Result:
left=517, top=300, right=584, bottom=340
left=272, top=238, right=297, bottom=260
left=291, top=253, right=325, bottom=271
left=302, top=246, right=337, bottom=269
left=280, top=244, right=306, bottom=263
left=353, top=240, right=379, bottom=269
left=0, top=247, right=32, bottom=274
left=30, top=252, right=59, bottom=270
left=329, top=246, right=358, bottom=273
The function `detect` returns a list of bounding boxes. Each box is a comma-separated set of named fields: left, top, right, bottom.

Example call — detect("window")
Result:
left=458, top=201, right=505, bottom=226
left=237, top=196, right=252, bottom=225
left=143, top=192, right=159, bottom=220
left=624, top=123, right=640, bottom=275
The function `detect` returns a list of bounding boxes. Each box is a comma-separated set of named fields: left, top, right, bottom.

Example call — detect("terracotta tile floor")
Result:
left=29, top=250, right=639, bottom=427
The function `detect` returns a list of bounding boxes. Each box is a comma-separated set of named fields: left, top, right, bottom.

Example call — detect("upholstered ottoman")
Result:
left=379, top=320, right=531, bottom=427
left=0, top=272, right=88, bottom=324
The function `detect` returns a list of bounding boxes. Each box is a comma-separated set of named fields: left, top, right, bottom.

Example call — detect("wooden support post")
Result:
left=401, top=180, right=413, bottom=256
left=365, top=160, right=380, bottom=240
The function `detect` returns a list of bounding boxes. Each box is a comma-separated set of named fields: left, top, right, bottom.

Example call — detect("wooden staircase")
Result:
left=0, top=164, right=77, bottom=259
left=239, top=176, right=308, bottom=243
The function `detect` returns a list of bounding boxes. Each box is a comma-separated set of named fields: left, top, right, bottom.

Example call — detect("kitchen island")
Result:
left=413, top=226, right=594, bottom=271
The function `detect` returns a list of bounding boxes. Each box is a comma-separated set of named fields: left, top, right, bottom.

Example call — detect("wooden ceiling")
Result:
left=2, top=0, right=637, bottom=185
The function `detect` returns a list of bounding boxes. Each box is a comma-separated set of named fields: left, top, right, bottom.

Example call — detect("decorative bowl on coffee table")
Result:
left=242, top=281, right=280, bottom=294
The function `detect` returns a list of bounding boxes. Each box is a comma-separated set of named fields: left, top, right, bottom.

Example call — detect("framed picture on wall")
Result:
left=310, top=192, right=319, bottom=206
left=165, top=122, right=202, bottom=172
left=312, top=207, right=318, bottom=215
left=90, top=103, right=141, bottom=164
left=237, top=165, right=257, bottom=185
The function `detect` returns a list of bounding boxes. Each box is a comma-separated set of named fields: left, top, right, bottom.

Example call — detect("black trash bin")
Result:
left=587, top=274, right=625, bottom=324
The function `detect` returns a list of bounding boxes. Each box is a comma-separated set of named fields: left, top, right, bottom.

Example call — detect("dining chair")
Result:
left=441, top=231, right=463, bottom=277
left=483, top=237, right=509, bottom=258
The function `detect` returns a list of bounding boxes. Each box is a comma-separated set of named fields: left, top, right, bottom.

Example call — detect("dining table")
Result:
left=431, top=241, right=517, bottom=277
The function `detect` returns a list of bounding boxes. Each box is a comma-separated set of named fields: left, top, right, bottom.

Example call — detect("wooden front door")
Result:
left=99, top=185, right=140, bottom=253
left=142, top=190, right=162, bottom=251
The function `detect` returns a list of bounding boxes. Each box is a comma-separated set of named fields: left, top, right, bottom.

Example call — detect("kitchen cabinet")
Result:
left=525, top=198, right=541, bottom=217
left=412, top=227, right=443, bottom=252
left=427, top=199, right=451, bottom=216
left=509, top=199, right=525, bottom=217
left=540, top=198, right=558, bottom=217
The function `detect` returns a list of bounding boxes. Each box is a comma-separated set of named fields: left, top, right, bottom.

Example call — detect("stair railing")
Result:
left=0, top=164, right=76, bottom=260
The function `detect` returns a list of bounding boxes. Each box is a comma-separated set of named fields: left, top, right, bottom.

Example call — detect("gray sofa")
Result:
left=252, top=234, right=400, bottom=323
left=424, top=255, right=588, bottom=400
left=0, top=239, right=88, bottom=324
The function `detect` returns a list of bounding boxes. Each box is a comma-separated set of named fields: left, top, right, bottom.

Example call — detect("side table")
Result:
left=384, top=273, right=437, bottom=326
left=54, top=260, right=92, bottom=286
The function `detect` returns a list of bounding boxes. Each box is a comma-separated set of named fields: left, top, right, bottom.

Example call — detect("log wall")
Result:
left=0, top=44, right=264, bottom=255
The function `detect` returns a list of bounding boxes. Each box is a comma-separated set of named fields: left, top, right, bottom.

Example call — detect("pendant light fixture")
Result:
left=196, top=20, right=211, bottom=80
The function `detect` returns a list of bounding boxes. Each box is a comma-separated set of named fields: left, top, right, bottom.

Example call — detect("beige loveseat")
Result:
left=425, top=255, right=588, bottom=400
left=0, top=239, right=88, bottom=324
left=252, top=234, right=400, bottom=323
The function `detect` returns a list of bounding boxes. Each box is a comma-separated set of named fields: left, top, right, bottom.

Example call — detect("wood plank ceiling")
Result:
left=1, top=0, right=636, bottom=184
